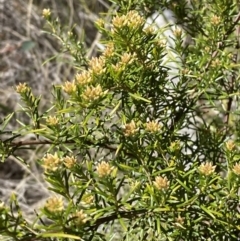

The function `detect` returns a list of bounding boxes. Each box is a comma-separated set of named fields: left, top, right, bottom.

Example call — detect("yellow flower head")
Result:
left=73, top=210, right=88, bottom=225
left=144, top=26, right=156, bottom=35
left=103, top=42, right=114, bottom=57
left=173, top=28, right=182, bottom=38
left=124, top=120, right=138, bottom=137
left=153, top=176, right=169, bottom=190
left=120, top=52, right=136, bottom=65
left=112, top=15, right=128, bottom=28
left=42, top=152, right=60, bottom=171
left=16, top=83, right=30, bottom=94
left=199, top=162, right=216, bottom=176
left=232, top=163, right=240, bottom=175
left=75, top=70, right=92, bottom=85
left=42, top=8, right=51, bottom=18
left=225, top=140, right=235, bottom=151
left=62, top=81, right=77, bottom=94
left=95, top=18, right=105, bottom=28
left=126, top=10, right=145, bottom=28
left=112, top=11, right=145, bottom=30
left=88, top=56, right=106, bottom=75
left=96, top=161, right=112, bottom=177
left=211, top=58, right=220, bottom=68
left=63, top=155, right=77, bottom=169
left=81, top=84, right=104, bottom=102
left=211, top=15, right=221, bottom=25
left=45, top=196, right=63, bottom=212
left=46, top=116, right=59, bottom=126
left=169, top=140, right=181, bottom=152
left=145, top=120, right=162, bottom=133
left=81, top=192, right=94, bottom=206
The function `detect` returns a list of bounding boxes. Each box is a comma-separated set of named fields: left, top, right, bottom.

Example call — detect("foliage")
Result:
left=0, top=0, right=240, bottom=240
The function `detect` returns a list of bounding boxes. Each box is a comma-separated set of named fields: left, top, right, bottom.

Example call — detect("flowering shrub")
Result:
left=1, top=1, right=240, bottom=240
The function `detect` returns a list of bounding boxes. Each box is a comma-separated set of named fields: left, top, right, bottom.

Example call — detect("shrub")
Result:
left=1, top=0, right=240, bottom=240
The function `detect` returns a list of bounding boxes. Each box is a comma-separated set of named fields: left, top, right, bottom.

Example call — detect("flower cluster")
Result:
left=75, top=70, right=92, bottom=85
left=88, top=56, right=106, bottom=75
left=111, top=52, right=137, bottom=73
left=63, top=155, right=77, bottom=169
left=123, top=120, right=138, bottom=137
left=41, top=153, right=77, bottom=171
left=173, top=28, right=182, bottom=38
left=80, top=192, right=94, bottom=206
left=46, top=116, right=59, bottom=126
left=144, top=25, right=156, bottom=35
left=120, top=52, right=136, bottom=65
left=95, top=18, right=105, bottom=28
left=62, top=81, right=77, bottom=94
left=169, top=140, right=181, bottom=152
left=96, top=161, right=112, bottom=177
left=232, top=163, right=240, bottom=175
left=145, top=120, right=162, bottom=133
left=199, top=162, right=216, bottom=176
left=210, top=15, right=221, bottom=25
left=225, top=140, right=235, bottom=151
left=211, top=58, right=221, bottom=68
left=81, top=84, right=104, bottom=102
left=42, top=152, right=61, bottom=171
left=103, top=42, right=114, bottom=57
left=73, top=210, right=88, bottom=225
left=153, top=176, right=169, bottom=190
left=16, top=83, right=30, bottom=94
left=42, top=8, right=51, bottom=18
left=45, top=196, right=63, bottom=212
left=112, top=10, right=145, bottom=30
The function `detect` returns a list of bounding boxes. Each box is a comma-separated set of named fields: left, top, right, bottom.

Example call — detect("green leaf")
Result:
left=129, top=93, right=151, bottom=103
left=175, top=179, right=192, bottom=192
left=40, top=232, right=82, bottom=240
left=118, top=216, right=128, bottom=232
left=110, top=100, right=121, bottom=116
left=200, top=205, right=216, bottom=219
left=0, top=113, right=14, bottom=131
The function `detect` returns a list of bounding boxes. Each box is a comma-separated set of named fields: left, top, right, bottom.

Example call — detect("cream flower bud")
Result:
left=95, top=18, right=105, bottom=28
left=16, top=83, right=30, bottom=94
left=62, top=81, right=76, bottom=94
left=81, top=84, right=104, bottom=102
left=96, top=161, right=112, bottom=177
left=42, top=152, right=60, bottom=171
left=232, top=163, right=240, bottom=175
left=211, top=15, right=221, bottom=25
left=80, top=192, right=94, bottom=206
left=73, top=210, right=89, bottom=225
left=173, top=28, right=182, bottom=38
left=46, top=116, right=59, bottom=126
left=88, top=56, right=106, bottom=75
left=63, top=155, right=77, bottom=168
left=225, top=140, right=235, bottom=151
left=42, top=8, right=51, bottom=18
left=145, top=120, right=162, bottom=133
left=45, top=196, right=63, bottom=212
left=153, top=176, right=169, bottom=190
left=75, top=70, right=92, bottom=85
left=124, top=120, right=138, bottom=137
left=169, top=140, right=181, bottom=152
left=103, top=42, right=114, bottom=57
left=199, top=162, right=216, bottom=176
